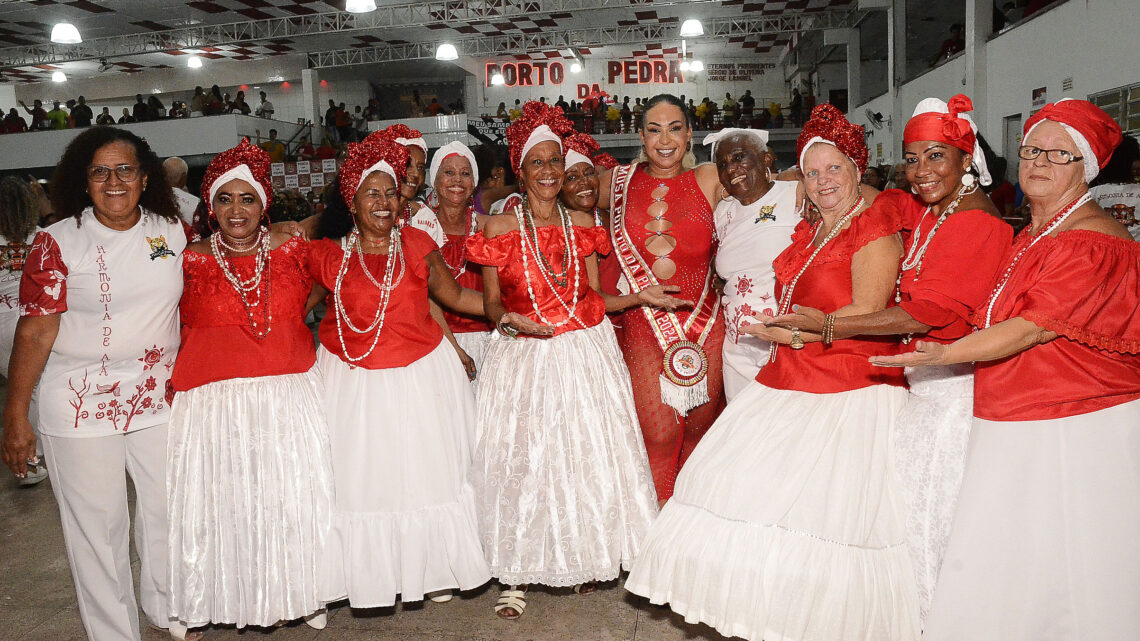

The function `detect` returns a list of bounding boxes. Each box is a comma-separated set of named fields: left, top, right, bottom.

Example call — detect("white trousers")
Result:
left=41, top=425, right=174, bottom=641
left=721, top=334, right=771, bottom=403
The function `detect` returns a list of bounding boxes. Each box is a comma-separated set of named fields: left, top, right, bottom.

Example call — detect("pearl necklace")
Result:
left=210, top=226, right=272, bottom=339
left=439, top=204, right=476, bottom=277
left=332, top=227, right=406, bottom=362
left=770, top=196, right=865, bottom=360
left=215, top=230, right=262, bottom=253
left=983, top=193, right=1090, bottom=328
left=520, top=194, right=573, bottom=288
left=899, top=182, right=975, bottom=279
left=513, top=199, right=584, bottom=328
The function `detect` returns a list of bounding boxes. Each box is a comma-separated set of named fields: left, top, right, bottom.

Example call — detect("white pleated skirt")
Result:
left=894, top=363, right=974, bottom=624
left=167, top=366, right=334, bottom=628
left=455, top=330, right=493, bottom=375
left=625, top=380, right=919, bottom=641
left=317, top=341, right=490, bottom=608
left=472, top=319, right=659, bottom=587
left=924, top=398, right=1140, bottom=641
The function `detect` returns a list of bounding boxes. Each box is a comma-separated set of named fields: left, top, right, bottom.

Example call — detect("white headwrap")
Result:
left=429, top=141, right=479, bottom=187
left=394, top=136, right=427, bottom=154
left=703, top=128, right=770, bottom=159
left=797, top=136, right=845, bottom=172
left=355, top=160, right=398, bottom=195
left=519, top=124, right=563, bottom=167
left=564, top=149, right=593, bottom=169
left=909, top=97, right=992, bottom=186
left=207, top=164, right=266, bottom=208
left=1024, top=99, right=1100, bottom=182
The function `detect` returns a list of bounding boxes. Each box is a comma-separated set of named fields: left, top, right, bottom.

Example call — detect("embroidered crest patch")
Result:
left=146, top=236, right=175, bottom=260
left=754, top=205, right=776, bottom=224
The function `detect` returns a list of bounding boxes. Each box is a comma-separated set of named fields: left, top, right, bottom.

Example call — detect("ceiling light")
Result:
left=690, top=60, right=704, bottom=72
left=51, top=71, right=66, bottom=83
left=491, top=72, right=505, bottom=86
left=50, top=22, right=81, bottom=44
left=679, top=19, right=704, bottom=38
left=345, top=0, right=377, bottom=13
left=680, top=60, right=691, bottom=71
left=570, top=61, right=582, bottom=73
left=187, top=55, right=202, bottom=69
left=435, top=43, right=458, bottom=61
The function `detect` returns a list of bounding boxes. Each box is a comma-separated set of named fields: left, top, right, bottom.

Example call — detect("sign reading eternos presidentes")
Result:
left=485, top=59, right=687, bottom=97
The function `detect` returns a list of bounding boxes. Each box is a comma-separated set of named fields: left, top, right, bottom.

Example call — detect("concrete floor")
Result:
left=0, top=385, right=721, bottom=641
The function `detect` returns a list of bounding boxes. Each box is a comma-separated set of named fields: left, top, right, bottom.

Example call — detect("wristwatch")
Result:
left=497, top=316, right=519, bottom=339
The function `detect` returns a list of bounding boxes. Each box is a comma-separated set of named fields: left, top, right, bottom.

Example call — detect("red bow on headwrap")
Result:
left=903, top=94, right=977, bottom=154
left=796, top=103, right=869, bottom=174
left=338, top=137, right=410, bottom=205
left=1024, top=98, right=1123, bottom=174
left=202, top=137, right=273, bottom=209
left=505, top=101, right=575, bottom=172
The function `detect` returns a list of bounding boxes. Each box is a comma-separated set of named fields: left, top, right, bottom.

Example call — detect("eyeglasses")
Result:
left=1017, top=146, right=1083, bottom=165
left=87, top=164, right=141, bottom=182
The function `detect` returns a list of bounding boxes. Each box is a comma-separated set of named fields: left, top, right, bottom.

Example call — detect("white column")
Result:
left=301, top=68, right=321, bottom=128
left=824, top=28, right=861, bottom=111
left=886, top=0, right=906, bottom=153
left=965, top=0, right=992, bottom=126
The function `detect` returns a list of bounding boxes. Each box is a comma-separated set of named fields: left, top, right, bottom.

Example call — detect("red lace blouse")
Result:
left=758, top=208, right=907, bottom=394
left=172, top=236, right=315, bottom=391
left=973, top=229, right=1140, bottom=421
left=467, top=224, right=609, bottom=337
left=308, top=227, right=443, bottom=369
left=875, top=188, right=1015, bottom=343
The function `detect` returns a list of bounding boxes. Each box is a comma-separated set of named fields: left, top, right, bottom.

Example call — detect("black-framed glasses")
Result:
left=1017, top=146, right=1083, bottom=165
left=86, top=164, right=141, bottom=182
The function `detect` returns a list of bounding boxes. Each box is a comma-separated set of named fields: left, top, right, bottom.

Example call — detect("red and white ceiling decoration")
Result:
left=0, top=0, right=854, bottom=83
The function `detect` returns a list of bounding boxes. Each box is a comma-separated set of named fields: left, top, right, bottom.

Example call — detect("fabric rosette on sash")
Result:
left=610, top=162, right=719, bottom=415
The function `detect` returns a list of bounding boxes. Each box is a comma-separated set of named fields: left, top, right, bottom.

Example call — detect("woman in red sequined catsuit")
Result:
left=598, top=94, right=729, bottom=502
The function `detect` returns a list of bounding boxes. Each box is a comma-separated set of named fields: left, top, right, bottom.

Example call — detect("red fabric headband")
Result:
left=1024, top=99, right=1122, bottom=171
left=903, top=94, right=976, bottom=154
left=339, top=137, right=409, bottom=204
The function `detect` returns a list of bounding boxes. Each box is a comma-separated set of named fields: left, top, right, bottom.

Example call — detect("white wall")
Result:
left=470, top=56, right=789, bottom=114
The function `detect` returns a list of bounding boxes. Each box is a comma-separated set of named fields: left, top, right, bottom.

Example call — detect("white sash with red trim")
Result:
left=609, top=162, right=720, bottom=415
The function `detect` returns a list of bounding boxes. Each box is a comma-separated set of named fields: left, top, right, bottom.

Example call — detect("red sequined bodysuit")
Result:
left=616, top=166, right=725, bottom=500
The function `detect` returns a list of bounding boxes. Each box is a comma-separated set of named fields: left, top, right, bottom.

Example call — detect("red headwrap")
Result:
left=903, top=94, right=977, bottom=154
left=562, top=132, right=600, bottom=158
left=201, top=137, right=273, bottom=210
left=796, top=103, right=868, bottom=174
left=338, top=137, right=409, bottom=205
left=1024, top=98, right=1123, bottom=182
left=592, top=152, right=619, bottom=170
left=505, top=101, right=575, bottom=172
left=366, top=123, right=426, bottom=151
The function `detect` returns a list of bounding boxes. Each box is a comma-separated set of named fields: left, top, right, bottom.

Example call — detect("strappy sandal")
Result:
left=494, top=587, right=527, bottom=620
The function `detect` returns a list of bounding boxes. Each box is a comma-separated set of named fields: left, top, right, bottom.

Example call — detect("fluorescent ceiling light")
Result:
left=491, top=72, right=505, bottom=86
left=51, top=70, right=66, bottom=83
left=435, top=43, right=458, bottom=61
left=187, top=55, right=202, bottom=68
left=570, top=61, right=582, bottom=73
left=50, top=23, right=82, bottom=44
left=690, top=60, right=704, bottom=72
left=679, top=19, right=704, bottom=38
left=345, top=0, right=377, bottom=13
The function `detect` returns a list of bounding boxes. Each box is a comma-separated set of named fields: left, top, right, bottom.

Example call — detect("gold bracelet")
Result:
left=823, top=314, right=836, bottom=345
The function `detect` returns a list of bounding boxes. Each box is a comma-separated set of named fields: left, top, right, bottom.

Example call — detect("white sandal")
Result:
left=151, top=622, right=204, bottom=641
left=303, top=608, right=328, bottom=630
left=428, top=589, right=453, bottom=603
left=494, top=587, right=527, bottom=620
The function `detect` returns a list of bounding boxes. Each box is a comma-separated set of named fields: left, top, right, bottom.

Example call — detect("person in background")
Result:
left=789, top=88, right=803, bottom=125
left=117, top=108, right=135, bottom=124
left=254, top=91, right=273, bottom=119
left=508, top=100, right=522, bottom=121
left=323, top=99, right=339, bottom=143
left=862, top=164, right=887, bottom=189
left=296, top=135, right=317, bottom=162
left=205, top=86, right=225, bottom=116
left=740, top=89, right=756, bottom=124
left=633, top=96, right=645, bottom=132
left=314, top=137, right=338, bottom=161
left=987, top=157, right=1018, bottom=220
left=722, top=92, right=738, bottom=128
left=95, top=107, right=114, bottom=126
left=18, top=99, right=48, bottom=131
left=495, top=102, right=508, bottom=118
left=5, top=108, right=28, bottom=133
left=228, top=90, right=251, bottom=116
left=0, top=175, right=48, bottom=486
left=133, top=94, right=150, bottom=122
left=471, top=144, right=518, bottom=217
left=554, top=95, right=570, bottom=112
left=256, top=128, right=286, bottom=164
left=427, top=97, right=445, bottom=116
left=932, top=24, right=966, bottom=66
left=71, top=96, right=93, bottom=128
left=335, top=102, right=353, bottom=143
left=148, top=96, right=167, bottom=120
left=620, top=96, right=633, bottom=133
left=46, top=101, right=69, bottom=130
left=162, top=157, right=200, bottom=227
left=189, top=87, right=207, bottom=117
left=1089, top=133, right=1140, bottom=240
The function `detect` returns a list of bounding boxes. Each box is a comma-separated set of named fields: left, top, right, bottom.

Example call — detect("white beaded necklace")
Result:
left=210, top=225, right=272, bottom=338
left=513, top=198, right=584, bottom=328
left=769, top=196, right=865, bottom=361
left=899, top=182, right=975, bottom=277
left=983, top=192, right=1090, bottom=328
left=332, top=227, right=406, bottom=362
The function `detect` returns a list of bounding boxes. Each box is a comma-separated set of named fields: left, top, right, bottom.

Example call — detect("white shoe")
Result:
left=428, top=590, right=453, bottom=603
left=304, top=609, right=327, bottom=630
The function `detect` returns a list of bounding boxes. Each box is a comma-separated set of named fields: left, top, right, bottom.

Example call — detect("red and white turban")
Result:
left=202, top=137, right=273, bottom=209
left=1024, top=98, right=1124, bottom=182
left=373, top=123, right=427, bottom=154
left=562, top=132, right=601, bottom=169
left=505, top=101, right=575, bottom=172
left=428, top=140, right=478, bottom=187
left=339, top=137, right=409, bottom=205
left=703, top=127, right=770, bottom=159
left=796, top=104, right=869, bottom=174
left=904, top=94, right=991, bottom=186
